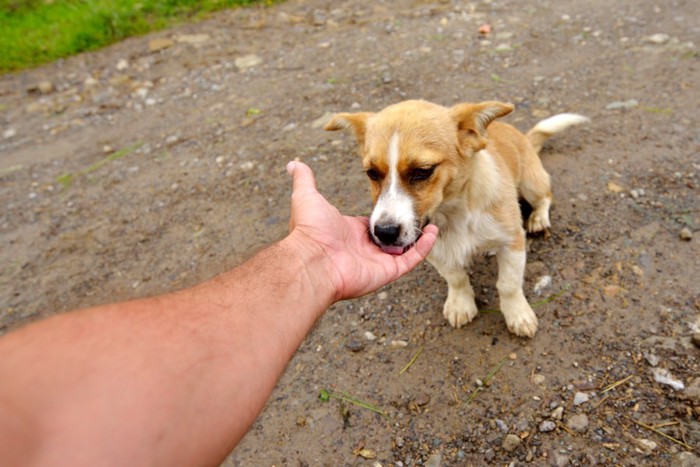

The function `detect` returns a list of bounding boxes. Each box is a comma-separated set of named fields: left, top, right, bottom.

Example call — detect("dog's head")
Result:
left=325, top=99, right=513, bottom=254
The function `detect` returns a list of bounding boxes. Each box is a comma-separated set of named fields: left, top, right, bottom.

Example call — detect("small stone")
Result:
left=377, top=291, right=389, bottom=300
left=550, top=406, right=564, bottom=421
left=175, top=33, right=210, bottom=44
left=37, top=80, right=54, bottom=94
left=692, top=333, right=700, bottom=349
left=573, top=392, right=590, bottom=406
left=633, top=438, right=657, bottom=455
left=533, top=275, right=552, bottom=295
left=607, top=181, right=625, bottom=192
left=3, top=128, right=17, bottom=139
left=495, top=419, right=508, bottom=433
left=605, top=99, right=639, bottom=110
left=677, top=452, right=700, bottom=467
left=239, top=161, right=255, bottom=171
left=357, top=448, right=376, bottom=459
left=425, top=452, right=442, bottom=467
left=296, top=415, right=307, bottom=426
left=364, top=331, right=377, bottom=341
left=653, top=368, right=685, bottom=390
left=532, top=373, right=546, bottom=385
left=234, top=54, right=263, bottom=70
left=391, top=339, right=409, bottom=348
left=502, top=433, right=522, bottom=452
left=116, top=59, right=129, bottom=71
left=539, top=420, right=556, bottom=432
left=345, top=340, right=365, bottom=352
left=645, top=33, right=670, bottom=44
left=215, top=156, right=225, bottom=165
left=679, top=227, right=693, bottom=241
left=149, top=37, right=175, bottom=52
left=567, top=413, right=589, bottom=433
left=644, top=353, right=660, bottom=367
left=413, top=392, right=430, bottom=407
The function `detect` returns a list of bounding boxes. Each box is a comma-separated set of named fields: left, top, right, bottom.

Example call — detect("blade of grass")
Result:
left=399, top=345, right=424, bottom=375
left=57, top=142, right=142, bottom=188
left=319, top=389, right=387, bottom=417
left=623, top=415, right=693, bottom=450
left=601, top=374, right=633, bottom=393
left=464, top=355, right=508, bottom=407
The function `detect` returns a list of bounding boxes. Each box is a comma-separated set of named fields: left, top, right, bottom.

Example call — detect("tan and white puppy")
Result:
left=325, top=100, right=588, bottom=337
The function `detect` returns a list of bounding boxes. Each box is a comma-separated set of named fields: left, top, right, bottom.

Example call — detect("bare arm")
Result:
left=0, top=161, right=437, bottom=466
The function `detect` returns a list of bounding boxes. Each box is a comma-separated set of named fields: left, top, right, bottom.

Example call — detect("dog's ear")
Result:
left=450, top=101, right=514, bottom=152
left=324, top=112, right=374, bottom=147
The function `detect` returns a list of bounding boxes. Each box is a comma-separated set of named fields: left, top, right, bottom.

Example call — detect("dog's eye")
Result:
left=409, top=166, right=435, bottom=183
left=365, top=168, right=382, bottom=181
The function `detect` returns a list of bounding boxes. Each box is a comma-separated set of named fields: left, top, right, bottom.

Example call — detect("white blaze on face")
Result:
left=369, top=132, right=417, bottom=248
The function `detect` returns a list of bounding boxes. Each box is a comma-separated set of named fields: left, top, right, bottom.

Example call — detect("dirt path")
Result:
left=1, top=0, right=699, bottom=464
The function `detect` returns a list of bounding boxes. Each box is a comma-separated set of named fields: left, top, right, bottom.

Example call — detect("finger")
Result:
left=396, top=224, right=438, bottom=273
left=286, top=161, right=318, bottom=195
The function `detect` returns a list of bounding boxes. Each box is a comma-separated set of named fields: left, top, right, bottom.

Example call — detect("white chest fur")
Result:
left=429, top=203, right=509, bottom=269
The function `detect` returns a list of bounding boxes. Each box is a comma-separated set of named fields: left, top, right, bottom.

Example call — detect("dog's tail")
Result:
left=526, top=113, right=590, bottom=154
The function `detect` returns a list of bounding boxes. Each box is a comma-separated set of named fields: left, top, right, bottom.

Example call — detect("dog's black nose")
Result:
left=374, top=224, right=401, bottom=245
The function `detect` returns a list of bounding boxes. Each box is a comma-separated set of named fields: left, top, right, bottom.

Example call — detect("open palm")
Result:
left=286, top=161, right=438, bottom=301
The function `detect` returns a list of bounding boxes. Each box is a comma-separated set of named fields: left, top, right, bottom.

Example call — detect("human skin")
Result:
left=0, top=161, right=438, bottom=466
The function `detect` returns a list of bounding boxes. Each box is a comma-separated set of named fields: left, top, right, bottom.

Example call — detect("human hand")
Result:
left=286, top=161, right=438, bottom=302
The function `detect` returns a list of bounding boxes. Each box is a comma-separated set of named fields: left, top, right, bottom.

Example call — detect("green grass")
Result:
left=0, top=0, right=272, bottom=73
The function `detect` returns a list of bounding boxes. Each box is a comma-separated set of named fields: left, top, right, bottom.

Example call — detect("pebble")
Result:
left=573, top=392, right=590, bottom=406
left=606, top=99, right=639, bottom=110
left=149, top=38, right=175, bottom=52
left=413, top=392, right=430, bottom=407
left=391, top=339, right=409, bottom=348
left=679, top=227, right=693, bottom=241
left=502, top=433, right=522, bottom=452
left=629, top=188, right=644, bottom=199
left=364, top=331, right=377, bottom=341
left=37, top=80, right=55, bottom=94
left=567, top=413, right=589, bottom=433
left=644, top=352, right=660, bottom=367
left=653, top=367, right=685, bottom=390
left=234, top=54, right=263, bottom=70
left=645, top=33, right=670, bottom=44
left=550, top=406, right=564, bottom=421
left=539, top=420, right=556, bottom=432
left=377, top=291, right=389, bottom=300
left=495, top=419, right=508, bottom=433
left=175, top=33, right=210, bottom=44
left=345, top=340, right=365, bottom=352
left=3, top=128, right=17, bottom=139
left=692, top=333, right=700, bottom=349
left=116, top=59, right=129, bottom=71
left=425, top=452, right=442, bottom=467
left=533, top=275, right=552, bottom=295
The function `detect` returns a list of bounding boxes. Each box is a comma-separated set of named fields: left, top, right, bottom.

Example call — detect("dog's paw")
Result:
left=526, top=211, right=551, bottom=234
left=503, top=303, right=538, bottom=338
left=442, top=296, right=479, bottom=328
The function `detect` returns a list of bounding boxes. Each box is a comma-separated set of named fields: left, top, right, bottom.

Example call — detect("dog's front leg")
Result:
left=496, top=238, right=538, bottom=337
left=432, top=261, right=479, bottom=328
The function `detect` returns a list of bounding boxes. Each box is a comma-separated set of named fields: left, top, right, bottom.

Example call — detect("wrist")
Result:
left=280, top=230, right=341, bottom=310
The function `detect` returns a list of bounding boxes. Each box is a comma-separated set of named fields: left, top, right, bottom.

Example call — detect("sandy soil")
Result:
left=1, top=0, right=699, bottom=465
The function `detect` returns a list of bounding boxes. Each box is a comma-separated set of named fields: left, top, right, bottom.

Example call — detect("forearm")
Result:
left=0, top=233, right=336, bottom=466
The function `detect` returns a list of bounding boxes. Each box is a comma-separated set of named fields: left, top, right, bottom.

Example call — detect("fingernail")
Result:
left=286, top=161, right=295, bottom=175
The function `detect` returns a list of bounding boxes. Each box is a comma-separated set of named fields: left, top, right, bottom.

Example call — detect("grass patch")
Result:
left=0, top=0, right=273, bottom=73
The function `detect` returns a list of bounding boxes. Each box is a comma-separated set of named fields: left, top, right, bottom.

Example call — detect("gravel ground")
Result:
left=1, top=0, right=699, bottom=465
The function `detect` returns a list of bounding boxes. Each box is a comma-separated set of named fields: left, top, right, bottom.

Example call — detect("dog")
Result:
left=324, top=99, right=588, bottom=337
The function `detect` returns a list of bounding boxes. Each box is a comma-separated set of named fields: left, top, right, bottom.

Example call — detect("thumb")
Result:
left=286, top=161, right=318, bottom=196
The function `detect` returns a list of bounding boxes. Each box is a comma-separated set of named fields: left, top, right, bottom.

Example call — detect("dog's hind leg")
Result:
left=519, top=155, right=553, bottom=235
left=496, top=232, right=538, bottom=337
